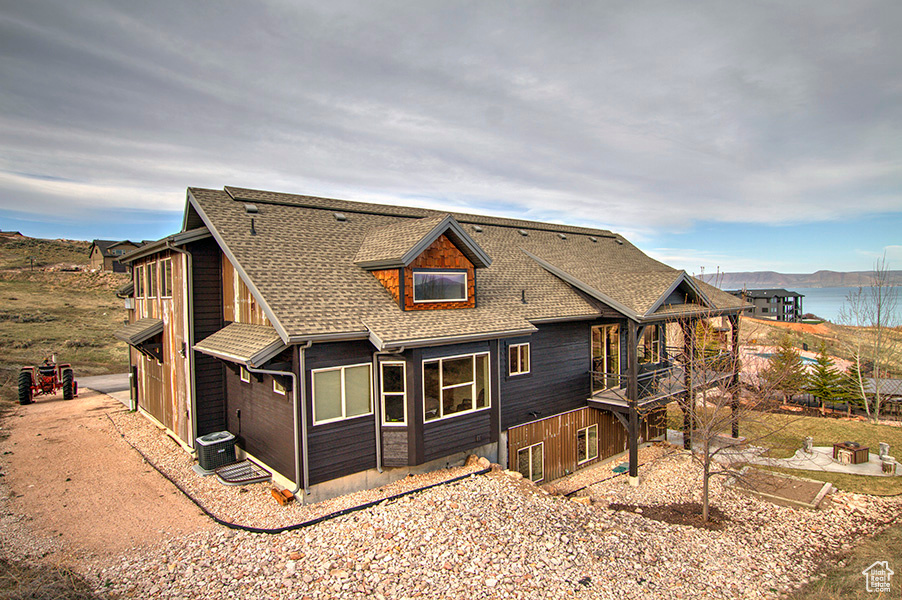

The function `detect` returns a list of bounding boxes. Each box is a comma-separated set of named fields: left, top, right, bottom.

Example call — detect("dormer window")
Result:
left=413, top=270, right=468, bottom=303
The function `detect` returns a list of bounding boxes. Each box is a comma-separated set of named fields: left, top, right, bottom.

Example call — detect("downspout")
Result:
left=166, top=243, right=197, bottom=449
left=246, top=342, right=310, bottom=496
left=372, top=346, right=405, bottom=474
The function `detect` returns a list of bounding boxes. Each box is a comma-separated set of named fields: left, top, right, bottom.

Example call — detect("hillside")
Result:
left=0, top=235, right=129, bottom=405
left=700, top=269, right=902, bottom=290
left=0, top=234, right=91, bottom=270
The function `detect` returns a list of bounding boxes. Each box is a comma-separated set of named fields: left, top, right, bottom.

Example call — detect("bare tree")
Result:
left=657, top=313, right=807, bottom=522
left=838, top=255, right=901, bottom=422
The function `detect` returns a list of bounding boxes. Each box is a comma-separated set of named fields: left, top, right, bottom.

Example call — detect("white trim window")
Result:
left=312, top=363, right=373, bottom=425
left=422, top=352, right=489, bottom=422
left=638, top=325, right=661, bottom=364
left=508, top=342, right=530, bottom=376
left=380, top=361, right=406, bottom=425
left=412, top=270, right=468, bottom=303
left=147, top=261, right=158, bottom=299
left=577, top=424, right=598, bottom=464
left=135, top=264, right=145, bottom=298
left=273, top=377, right=287, bottom=396
left=240, top=366, right=251, bottom=383
left=517, top=442, right=544, bottom=482
left=160, top=258, right=173, bottom=298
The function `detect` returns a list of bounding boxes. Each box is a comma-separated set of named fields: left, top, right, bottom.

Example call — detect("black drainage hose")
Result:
left=106, top=413, right=490, bottom=534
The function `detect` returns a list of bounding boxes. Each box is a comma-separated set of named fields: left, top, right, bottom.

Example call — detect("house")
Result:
left=726, top=288, right=804, bottom=322
left=115, top=187, right=748, bottom=502
left=89, top=239, right=142, bottom=272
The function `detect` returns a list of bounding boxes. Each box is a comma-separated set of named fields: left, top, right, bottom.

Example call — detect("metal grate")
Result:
left=215, top=459, right=271, bottom=486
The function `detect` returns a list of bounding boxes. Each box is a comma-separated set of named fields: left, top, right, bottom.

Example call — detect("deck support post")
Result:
left=681, top=319, right=695, bottom=450
left=627, top=320, right=640, bottom=486
left=729, top=314, right=741, bottom=438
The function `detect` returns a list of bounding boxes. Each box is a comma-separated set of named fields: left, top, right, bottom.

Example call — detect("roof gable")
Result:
left=354, top=214, right=491, bottom=270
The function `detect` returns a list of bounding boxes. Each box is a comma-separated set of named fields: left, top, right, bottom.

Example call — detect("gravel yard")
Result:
left=3, top=395, right=899, bottom=599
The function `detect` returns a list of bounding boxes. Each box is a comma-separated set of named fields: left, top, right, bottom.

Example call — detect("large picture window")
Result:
left=413, top=270, right=467, bottom=303
left=517, top=443, right=544, bottom=482
left=312, top=364, right=373, bottom=425
left=380, top=361, right=406, bottom=425
left=508, top=343, right=530, bottom=376
left=422, top=352, right=489, bottom=421
left=577, top=424, right=598, bottom=464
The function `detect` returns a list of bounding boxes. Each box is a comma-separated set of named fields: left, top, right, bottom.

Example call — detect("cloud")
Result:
left=0, top=0, right=900, bottom=246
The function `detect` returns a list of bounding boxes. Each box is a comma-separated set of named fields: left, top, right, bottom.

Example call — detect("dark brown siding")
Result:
left=412, top=341, right=498, bottom=464
left=423, top=409, right=492, bottom=462
left=381, top=428, right=408, bottom=467
left=189, top=239, right=226, bottom=436
left=304, top=341, right=377, bottom=485
left=500, top=321, right=592, bottom=430
left=225, top=366, right=296, bottom=481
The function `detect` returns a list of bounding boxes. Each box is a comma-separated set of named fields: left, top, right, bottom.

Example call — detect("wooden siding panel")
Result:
left=381, top=428, right=408, bottom=467
left=507, top=407, right=666, bottom=482
left=372, top=269, right=401, bottom=306
left=225, top=366, right=296, bottom=481
left=221, top=254, right=269, bottom=325
left=403, top=235, right=476, bottom=311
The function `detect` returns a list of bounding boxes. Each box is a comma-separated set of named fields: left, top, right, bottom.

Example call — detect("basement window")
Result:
left=413, top=270, right=467, bottom=303
left=577, top=425, right=598, bottom=464
left=517, top=442, right=544, bottom=482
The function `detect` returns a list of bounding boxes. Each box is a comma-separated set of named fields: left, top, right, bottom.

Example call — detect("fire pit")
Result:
left=833, top=441, right=870, bottom=465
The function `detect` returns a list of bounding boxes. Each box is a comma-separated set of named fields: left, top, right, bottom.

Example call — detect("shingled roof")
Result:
left=184, top=187, right=747, bottom=348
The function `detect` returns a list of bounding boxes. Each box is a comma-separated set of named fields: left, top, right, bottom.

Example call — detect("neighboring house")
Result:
left=115, top=187, right=748, bottom=502
left=726, top=288, right=804, bottom=322
left=89, top=239, right=141, bottom=272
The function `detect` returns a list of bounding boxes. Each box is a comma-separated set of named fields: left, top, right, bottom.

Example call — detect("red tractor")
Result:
left=18, top=356, right=78, bottom=405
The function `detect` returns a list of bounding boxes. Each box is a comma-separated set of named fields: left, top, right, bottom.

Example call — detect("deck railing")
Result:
left=590, top=346, right=734, bottom=405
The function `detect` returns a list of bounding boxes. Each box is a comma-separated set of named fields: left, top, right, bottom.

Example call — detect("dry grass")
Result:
left=787, top=523, right=902, bottom=600
left=0, top=558, right=102, bottom=600
left=0, top=236, right=90, bottom=270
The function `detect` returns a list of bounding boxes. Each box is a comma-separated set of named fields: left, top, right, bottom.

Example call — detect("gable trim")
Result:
left=187, top=189, right=291, bottom=344
left=645, top=271, right=713, bottom=316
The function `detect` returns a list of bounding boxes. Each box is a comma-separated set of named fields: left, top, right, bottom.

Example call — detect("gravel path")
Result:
left=3, top=396, right=899, bottom=599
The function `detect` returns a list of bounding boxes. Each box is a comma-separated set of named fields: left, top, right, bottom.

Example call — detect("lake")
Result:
left=792, top=287, right=858, bottom=323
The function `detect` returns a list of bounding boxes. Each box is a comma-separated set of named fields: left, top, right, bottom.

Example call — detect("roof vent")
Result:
left=557, top=233, right=567, bottom=240
left=334, top=212, right=347, bottom=222
left=472, top=225, right=483, bottom=232
left=615, top=239, right=624, bottom=245
left=244, top=204, right=258, bottom=214
left=589, top=236, right=597, bottom=243
left=518, top=229, right=529, bottom=237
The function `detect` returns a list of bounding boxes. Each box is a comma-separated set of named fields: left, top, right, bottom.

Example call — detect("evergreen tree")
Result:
left=805, top=343, right=842, bottom=414
left=762, top=335, right=807, bottom=404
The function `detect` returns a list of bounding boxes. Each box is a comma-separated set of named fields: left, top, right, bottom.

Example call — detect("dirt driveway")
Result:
left=0, top=389, right=212, bottom=564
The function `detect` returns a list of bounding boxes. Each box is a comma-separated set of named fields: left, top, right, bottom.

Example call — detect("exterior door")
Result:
left=591, top=324, right=620, bottom=392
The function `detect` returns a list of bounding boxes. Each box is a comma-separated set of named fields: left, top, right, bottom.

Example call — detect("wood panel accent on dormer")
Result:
left=373, top=268, right=402, bottom=305
left=222, top=254, right=269, bottom=325
left=403, top=234, right=475, bottom=311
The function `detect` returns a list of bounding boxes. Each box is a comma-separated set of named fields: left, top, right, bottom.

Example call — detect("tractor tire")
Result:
left=62, top=369, right=74, bottom=400
left=18, top=370, right=33, bottom=405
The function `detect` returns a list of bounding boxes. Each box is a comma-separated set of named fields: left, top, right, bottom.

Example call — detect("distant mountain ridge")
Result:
left=699, top=270, right=902, bottom=290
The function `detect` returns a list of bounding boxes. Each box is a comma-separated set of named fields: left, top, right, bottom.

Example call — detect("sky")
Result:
left=1, top=1, right=900, bottom=275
